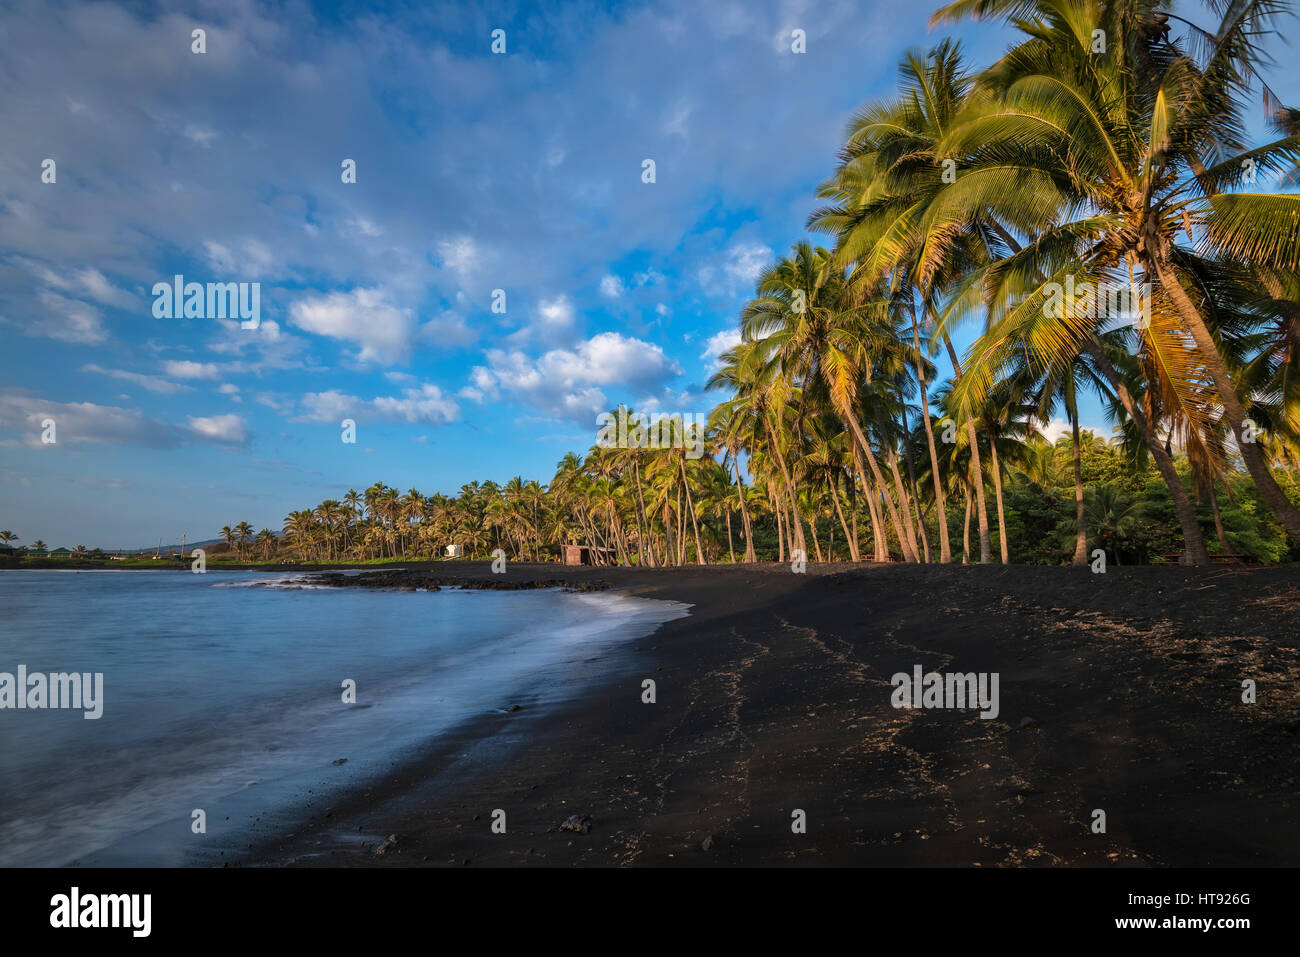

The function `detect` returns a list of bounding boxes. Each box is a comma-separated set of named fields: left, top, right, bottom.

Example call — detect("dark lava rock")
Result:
left=559, top=814, right=592, bottom=834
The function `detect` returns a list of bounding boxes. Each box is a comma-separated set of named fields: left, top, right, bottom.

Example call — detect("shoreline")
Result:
left=233, top=562, right=1300, bottom=867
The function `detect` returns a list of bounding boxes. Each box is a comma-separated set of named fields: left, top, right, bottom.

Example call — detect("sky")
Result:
left=1, top=0, right=1296, bottom=549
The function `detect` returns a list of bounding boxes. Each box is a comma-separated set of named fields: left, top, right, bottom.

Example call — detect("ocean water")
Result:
left=0, top=570, right=689, bottom=866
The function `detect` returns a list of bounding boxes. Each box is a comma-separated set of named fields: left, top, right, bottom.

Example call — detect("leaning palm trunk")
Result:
left=1151, top=256, right=1300, bottom=543
left=632, top=459, right=653, bottom=567
left=962, top=482, right=973, bottom=563
left=851, top=442, right=883, bottom=558
left=808, top=511, right=824, bottom=562
left=1210, top=484, right=1231, bottom=555
left=678, top=455, right=706, bottom=566
left=773, top=489, right=785, bottom=562
left=896, top=398, right=932, bottom=562
left=843, top=415, right=918, bottom=562
left=876, top=408, right=922, bottom=560
left=764, top=419, right=808, bottom=557
left=989, top=437, right=1009, bottom=564
left=1071, top=409, right=1088, bottom=566
left=912, top=311, right=951, bottom=562
left=732, top=457, right=757, bottom=563
left=1082, top=341, right=1209, bottom=564
left=675, top=487, right=686, bottom=566
left=829, top=474, right=860, bottom=561
left=943, top=333, right=993, bottom=563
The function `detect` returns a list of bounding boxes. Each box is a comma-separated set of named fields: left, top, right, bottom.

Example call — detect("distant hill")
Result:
left=106, top=535, right=272, bottom=555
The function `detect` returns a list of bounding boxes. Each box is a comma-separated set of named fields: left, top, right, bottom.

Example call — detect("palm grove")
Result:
left=238, top=0, right=1300, bottom=568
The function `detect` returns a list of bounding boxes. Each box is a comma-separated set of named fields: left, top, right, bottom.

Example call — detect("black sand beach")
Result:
left=246, top=563, right=1299, bottom=868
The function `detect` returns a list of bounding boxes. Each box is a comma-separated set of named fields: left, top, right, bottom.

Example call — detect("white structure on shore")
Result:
left=444, top=544, right=462, bottom=558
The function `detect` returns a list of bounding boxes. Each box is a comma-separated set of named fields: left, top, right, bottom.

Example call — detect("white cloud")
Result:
left=599, top=274, right=624, bottom=298
left=466, top=331, right=681, bottom=422
left=81, top=364, right=191, bottom=394
left=288, top=288, right=414, bottom=364
left=539, top=296, right=575, bottom=329
left=162, top=360, right=221, bottom=380
left=0, top=393, right=246, bottom=447
left=186, top=413, right=248, bottom=444
left=295, top=384, right=460, bottom=426
left=26, top=292, right=108, bottom=345
left=437, top=236, right=479, bottom=277
left=662, top=99, right=693, bottom=137
left=202, top=239, right=277, bottom=276
left=701, top=328, right=741, bottom=370
left=723, top=242, right=772, bottom=285
left=1036, top=417, right=1112, bottom=444
left=184, top=124, right=218, bottom=147
left=21, top=262, right=135, bottom=309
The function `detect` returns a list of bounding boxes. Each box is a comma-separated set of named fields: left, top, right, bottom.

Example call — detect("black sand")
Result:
left=243, top=562, right=1300, bottom=867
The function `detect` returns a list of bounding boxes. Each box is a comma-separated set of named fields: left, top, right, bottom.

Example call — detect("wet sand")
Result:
left=244, top=562, right=1300, bottom=867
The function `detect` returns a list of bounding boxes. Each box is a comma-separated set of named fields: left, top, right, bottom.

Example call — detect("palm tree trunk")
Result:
left=942, top=333, right=993, bottom=563
left=896, top=396, right=932, bottom=562
left=911, top=309, right=951, bottom=562
left=809, top=508, right=824, bottom=563
left=989, top=435, right=1010, bottom=564
left=1082, top=341, right=1210, bottom=564
left=1071, top=405, right=1088, bottom=565
left=632, top=459, right=652, bottom=567
left=1210, top=484, right=1231, bottom=555
left=1151, top=255, right=1300, bottom=543
left=829, top=474, right=860, bottom=561
left=764, top=419, right=808, bottom=557
left=732, top=457, right=757, bottom=563
left=865, top=483, right=887, bottom=560
left=726, top=510, right=735, bottom=564
left=843, top=415, right=918, bottom=561
left=877, top=409, right=922, bottom=560
left=663, top=501, right=675, bottom=566
left=678, top=455, right=706, bottom=565
left=962, top=482, right=972, bottom=563
left=675, top=487, right=685, bottom=566
left=849, top=480, right=859, bottom=558
left=774, top=490, right=785, bottom=562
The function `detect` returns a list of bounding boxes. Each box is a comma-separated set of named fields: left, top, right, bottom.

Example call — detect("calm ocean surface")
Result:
left=0, top=570, right=688, bottom=866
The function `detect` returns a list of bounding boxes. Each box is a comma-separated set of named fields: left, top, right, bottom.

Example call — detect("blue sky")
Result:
left=1, top=0, right=1296, bottom=548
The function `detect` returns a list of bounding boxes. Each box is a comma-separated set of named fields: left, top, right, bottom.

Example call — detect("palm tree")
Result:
left=255, top=528, right=276, bottom=561
left=707, top=337, right=810, bottom=560
left=0, top=530, right=18, bottom=548
left=707, top=403, right=759, bottom=563
left=235, top=521, right=254, bottom=562
left=810, top=41, right=998, bottom=562
left=931, top=0, right=1300, bottom=553
left=1085, top=485, right=1143, bottom=565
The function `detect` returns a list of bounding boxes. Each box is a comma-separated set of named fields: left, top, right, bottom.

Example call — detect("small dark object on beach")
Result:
left=559, top=814, right=592, bottom=834
left=375, top=834, right=398, bottom=856
left=701, top=836, right=713, bottom=851
left=506, top=704, right=522, bottom=713
left=332, top=757, right=348, bottom=765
